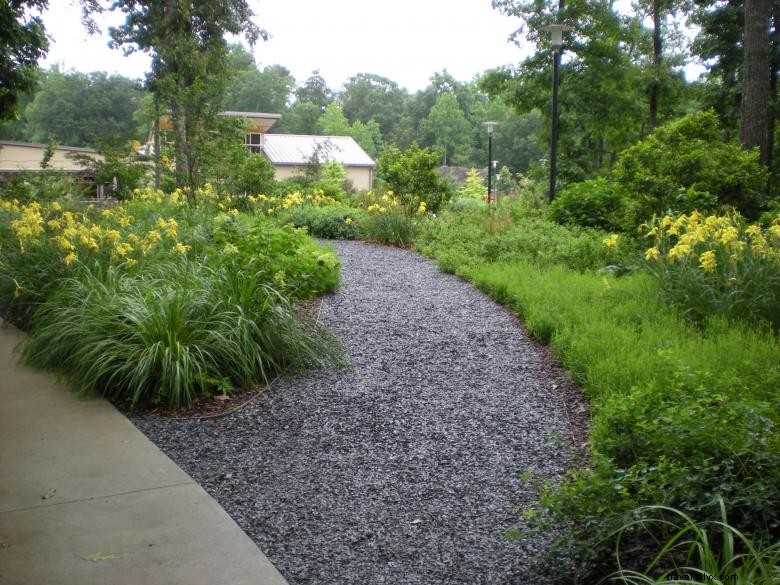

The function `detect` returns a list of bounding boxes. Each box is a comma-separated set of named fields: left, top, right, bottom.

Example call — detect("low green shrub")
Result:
left=276, top=204, right=366, bottom=240
left=212, top=217, right=340, bottom=299
left=614, top=110, right=767, bottom=221
left=548, top=177, right=629, bottom=232
left=417, top=201, right=635, bottom=272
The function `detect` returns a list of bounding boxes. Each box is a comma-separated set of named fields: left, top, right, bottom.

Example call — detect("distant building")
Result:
left=0, top=140, right=99, bottom=176
left=148, top=111, right=376, bottom=190
left=263, top=134, right=375, bottom=191
left=0, top=140, right=106, bottom=196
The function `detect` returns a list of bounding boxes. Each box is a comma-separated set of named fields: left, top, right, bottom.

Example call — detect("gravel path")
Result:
left=132, top=241, right=584, bottom=584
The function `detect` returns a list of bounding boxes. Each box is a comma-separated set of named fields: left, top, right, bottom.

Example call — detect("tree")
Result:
left=224, top=62, right=295, bottom=114
left=341, top=73, right=406, bottom=137
left=420, top=92, right=472, bottom=165
left=295, top=70, right=333, bottom=114
left=486, top=0, right=671, bottom=181
left=87, top=0, right=264, bottom=197
left=22, top=67, right=143, bottom=147
left=317, top=103, right=383, bottom=158
left=317, top=102, right=352, bottom=135
left=0, top=0, right=48, bottom=120
left=740, top=0, right=773, bottom=166
left=690, top=0, right=744, bottom=137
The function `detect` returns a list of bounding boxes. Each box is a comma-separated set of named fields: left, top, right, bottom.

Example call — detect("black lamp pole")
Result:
left=487, top=131, right=493, bottom=203
left=545, top=23, right=566, bottom=202
left=549, top=47, right=560, bottom=202
left=484, top=122, right=497, bottom=204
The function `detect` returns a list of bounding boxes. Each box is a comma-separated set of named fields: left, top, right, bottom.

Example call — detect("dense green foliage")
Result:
left=0, top=0, right=48, bottom=120
left=415, top=199, right=780, bottom=582
left=548, top=178, right=629, bottom=232
left=614, top=111, right=767, bottom=221
left=3, top=67, right=144, bottom=147
left=0, top=187, right=342, bottom=409
left=377, top=143, right=452, bottom=212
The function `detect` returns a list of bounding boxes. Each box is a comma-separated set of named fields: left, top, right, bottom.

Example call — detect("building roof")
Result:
left=0, top=140, right=99, bottom=154
left=263, top=134, right=375, bottom=168
left=220, top=111, right=282, bottom=120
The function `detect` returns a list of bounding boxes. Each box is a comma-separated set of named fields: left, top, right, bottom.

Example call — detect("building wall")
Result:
left=0, top=143, right=99, bottom=172
left=273, top=165, right=373, bottom=191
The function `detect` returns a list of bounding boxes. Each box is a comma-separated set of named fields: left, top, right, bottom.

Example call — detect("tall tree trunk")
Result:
left=740, top=0, right=772, bottom=167
left=648, top=0, right=662, bottom=132
left=767, top=8, right=780, bottom=187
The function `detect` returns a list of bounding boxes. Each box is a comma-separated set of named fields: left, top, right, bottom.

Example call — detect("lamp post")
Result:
left=543, top=24, right=568, bottom=202
left=484, top=121, right=498, bottom=203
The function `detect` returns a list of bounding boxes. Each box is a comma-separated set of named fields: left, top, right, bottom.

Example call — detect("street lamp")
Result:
left=484, top=121, right=498, bottom=203
left=543, top=23, right=569, bottom=202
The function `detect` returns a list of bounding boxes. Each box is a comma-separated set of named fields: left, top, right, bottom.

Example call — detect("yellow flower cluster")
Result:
left=246, top=190, right=340, bottom=216
left=5, top=199, right=190, bottom=269
left=642, top=212, right=780, bottom=276
left=602, top=234, right=620, bottom=249
left=365, top=191, right=402, bottom=215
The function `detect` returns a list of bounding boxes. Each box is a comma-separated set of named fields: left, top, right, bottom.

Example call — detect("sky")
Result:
left=39, top=0, right=533, bottom=92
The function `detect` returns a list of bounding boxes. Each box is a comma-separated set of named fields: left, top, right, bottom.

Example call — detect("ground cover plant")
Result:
left=0, top=184, right=343, bottom=409
left=414, top=197, right=780, bottom=582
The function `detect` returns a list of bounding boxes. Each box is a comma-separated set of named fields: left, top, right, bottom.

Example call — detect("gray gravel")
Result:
left=132, top=241, right=584, bottom=584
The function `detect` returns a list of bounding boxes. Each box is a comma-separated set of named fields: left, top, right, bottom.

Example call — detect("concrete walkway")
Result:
left=0, top=324, right=288, bottom=585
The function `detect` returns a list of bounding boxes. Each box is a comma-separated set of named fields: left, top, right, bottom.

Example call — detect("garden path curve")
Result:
left=133, top=240, right=583, bottom=584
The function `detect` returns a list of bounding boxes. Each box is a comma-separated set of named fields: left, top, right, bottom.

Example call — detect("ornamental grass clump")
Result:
left=605, top=498, right=780, bottom=585
left=642, top=211, right=780, bottom=329
left=21, top=260, right=343, bottom=410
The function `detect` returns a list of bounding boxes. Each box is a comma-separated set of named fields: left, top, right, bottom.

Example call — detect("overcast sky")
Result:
left=39, top=0, right=533, bottom=92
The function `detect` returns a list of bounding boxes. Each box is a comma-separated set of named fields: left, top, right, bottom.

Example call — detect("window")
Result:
left=245, top=133, right=263, bottom=153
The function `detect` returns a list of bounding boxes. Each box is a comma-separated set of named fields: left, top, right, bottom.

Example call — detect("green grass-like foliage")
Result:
left=416, top=201, right=780, bottom=582
left=605, top=498, right=780, bottom=584
left=416, top=200, right=635, bottom=272
left=22, top=260, right=342, bottom=409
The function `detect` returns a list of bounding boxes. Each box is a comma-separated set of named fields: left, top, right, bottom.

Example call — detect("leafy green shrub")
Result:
left=377, top=143, right=452, bottom=212
left=548, top=177, right=629, bottom=232
left=614, top=110, right=767, bottom=221
left=642, top=211, right=780, bottom=329
left=416, top=201, right=634, bottom=272
left=212, top=217, right=340, bottom=299
left=276, top=204, right=366, bottom=240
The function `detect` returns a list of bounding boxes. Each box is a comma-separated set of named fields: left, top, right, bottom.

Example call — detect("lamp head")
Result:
left=543, top=23, right=570, bottom=51
left=484, top=121, right=498, bottom=136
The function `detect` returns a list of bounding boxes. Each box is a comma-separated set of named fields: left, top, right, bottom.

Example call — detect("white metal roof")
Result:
left=263, top=134, right=375, bottom=168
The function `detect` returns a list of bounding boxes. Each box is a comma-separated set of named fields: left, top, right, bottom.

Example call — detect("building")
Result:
left=151, top=111, right=376, bottom=190
left=0, top=140, right=100, bottom=175
left=0, top=140, right=106, bottom=196
left=263, top=134, right=375, bottom=191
